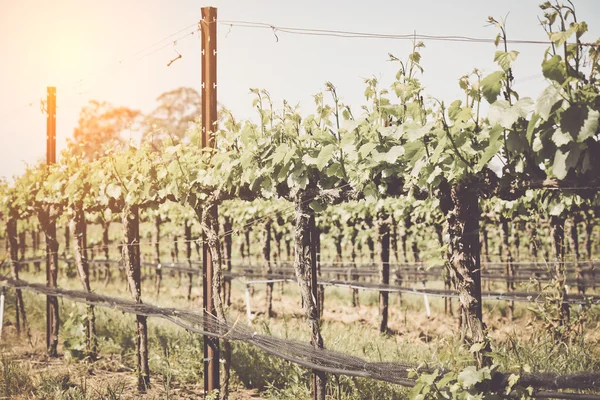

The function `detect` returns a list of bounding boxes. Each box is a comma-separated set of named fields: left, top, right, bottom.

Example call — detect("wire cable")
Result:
left=218, top=20, right=596, bottom=47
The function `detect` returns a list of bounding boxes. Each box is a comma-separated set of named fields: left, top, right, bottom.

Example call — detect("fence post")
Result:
left=201, top=6, right=220, bottom=396
left=309, top=213, right=325, bottom=400
left=45, top=86, right=59, bottom=357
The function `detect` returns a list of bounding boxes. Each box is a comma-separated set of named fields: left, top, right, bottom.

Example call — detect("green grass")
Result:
left=2, top=262, right=599, bottom=399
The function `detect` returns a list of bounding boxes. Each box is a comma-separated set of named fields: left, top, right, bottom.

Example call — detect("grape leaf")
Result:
left=488, top=98, right=533, bottom=129
left=542, top=55, right=566, bottom=84
left=476, top=125, right=504, bottom=170
left=535, top=85, right=562, bottom=120
left=481, top=71, right=505, bottom=103
left=316, top=144, right=335, bottom=171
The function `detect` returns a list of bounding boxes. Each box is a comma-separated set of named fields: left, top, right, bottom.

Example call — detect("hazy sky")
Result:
left=1, top=0, right=599, bottom=180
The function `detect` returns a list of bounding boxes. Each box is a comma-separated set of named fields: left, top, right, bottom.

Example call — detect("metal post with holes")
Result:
left=309, top=214, right=320, bottom=399
left=200, top=7, right=220, bottom=396
left=46, top=86, right=59, bottom=356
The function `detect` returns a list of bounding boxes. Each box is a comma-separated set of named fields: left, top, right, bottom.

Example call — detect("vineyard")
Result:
left=1, top=2, right=600, bottom=399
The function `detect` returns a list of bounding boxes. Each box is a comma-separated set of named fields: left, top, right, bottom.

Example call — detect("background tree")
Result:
left=142, top=87, right=202, bottom=142
left=72, top=100, right=140, bottom=160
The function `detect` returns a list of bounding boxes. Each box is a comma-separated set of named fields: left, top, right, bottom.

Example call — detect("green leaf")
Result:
left=469, top=342, right=485, bottom=353
left=316, top=144, right=335, bottom=171
left=526, top=112, right=541, bottom=144
left=481, top=71, right=505, bottom=103
left=494, top=50, right=519, bottom=71
left=453, top=107, right=473, bottom=124
left=535, top=85, right=562, bottom=120
left=542, top=55, right=566, bottom=84
left=430, top=135, right=448, bottom=164
left=326, top=163, right=343, bottom=178
left=552, top=149, right=569, bottom=180
left=448, top=100, right=462, bottom=121
left=457, top=366, right=483, bottom=388
left=506, top=373, right=520, bottom=393
left=383, top=145, right=405, bottom=164
left=363, top=182, right=378, bottom=202
left=406, top=123, right=434, bottom=141
left=359, top=143, right=377, bottom=158
left=551, top=128, right=572, bottom=147
left=477, top=125, right=503, bottom=170
left=550, top=26, right=576, bottom=46
left=271, top=144, right=290, bottom=165
left=506, top=130, right=528, bottom=153
left=550, top=202, right=565, bottom=216
left=578, top=109, right=599, bottom=142
left=404, top=140, right=424, bottom=162
left=561, top=106, right=599, bottom=143
left=436, top=372, right=457, bottom=390
left=488, top=98, right=533, bottom=129
left=309, top=200, right=326, bottom=212
left=410, top=156, right=426, bottom=178
left=105, top=183, right=122, bottom=199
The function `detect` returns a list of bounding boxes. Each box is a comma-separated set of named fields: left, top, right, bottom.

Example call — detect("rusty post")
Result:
left=45, top=86, right=59, bottom=356
left=309, top=213, right=320, bottom=399
left=201, top=7, right=220, bottom=396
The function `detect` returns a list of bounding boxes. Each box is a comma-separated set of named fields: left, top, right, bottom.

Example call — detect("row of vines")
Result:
left=1, top=3, right=600, bottom=399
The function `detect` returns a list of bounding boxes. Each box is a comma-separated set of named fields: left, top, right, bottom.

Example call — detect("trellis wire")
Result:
left=1, top=276, right=599, bottom=399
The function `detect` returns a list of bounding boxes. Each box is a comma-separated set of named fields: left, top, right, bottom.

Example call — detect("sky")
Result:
left=0, top=0, right=599, bottom=180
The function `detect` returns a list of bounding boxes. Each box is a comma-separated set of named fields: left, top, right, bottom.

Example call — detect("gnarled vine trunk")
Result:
left=102, top=222, right=111, bottom=286
left=391, top=216, right=400, bottom=263
left=223, top=216, right=233, bottom=306
left=39, top=207, right=60, bottom=357
left=584, top=214, right=594, bottom=290
left=529, top=223, right=539, bottom=262
left=64, top=225, right=71, bottom=257
left=436, top=224, right=453, bottom=316
left=550, top=216, right=570, bottom=330
left=263, top=220, right=274, bottom=318
left=377, top=210, right=391, bottom=333
left=285, top=238, right=292, bottom=263
left=185, top=220, right=194, bottom=301
left=365, top=215, right=375, bottom=264
left=445, top=182, right=487, bottom=367
left=501, top=218, right=514, bottom=320
left=514, top=221, right=522, bottom=262
left=481, top=225, right=489, bottom=263
left=70, top=207, right=97, bottom=359
left=7, top=216, right=28, bottom=337
left=293, top=193, right=326, bottom=400
left=199, top=202, right=231, bottom=400
left=481, top=224, right=490, bottom=292
left=244, top=228, right=252, bottom=267
left=401, top=226, right=408, bottom=264
left=122, top=205, right=150, bottom=391
left=569, top=214, right=583, bottom=295
left=32, top=228, right=41, bottom=273
left=18, top=231, right=26, bottom=263
left=153, top=216, right=162, bottom=298
left=350, top=226, right=359, bottom=307
left=315, top=222, right=324, bottom=318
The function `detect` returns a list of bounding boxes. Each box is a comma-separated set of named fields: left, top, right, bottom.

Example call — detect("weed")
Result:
left=0, top=357, right=34, bottom=398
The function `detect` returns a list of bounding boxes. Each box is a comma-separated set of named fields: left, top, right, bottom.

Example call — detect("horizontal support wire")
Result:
left=8, top=258, right=600, bottom=305
left=0, top=275, right=598, bottom=398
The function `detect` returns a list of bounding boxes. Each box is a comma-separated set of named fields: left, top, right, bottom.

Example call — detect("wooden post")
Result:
left=201, top=6, right=220, bottom=396
left=46, top=87, right=56, bottom=164
left=46, top=86, right=59, bottom=357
